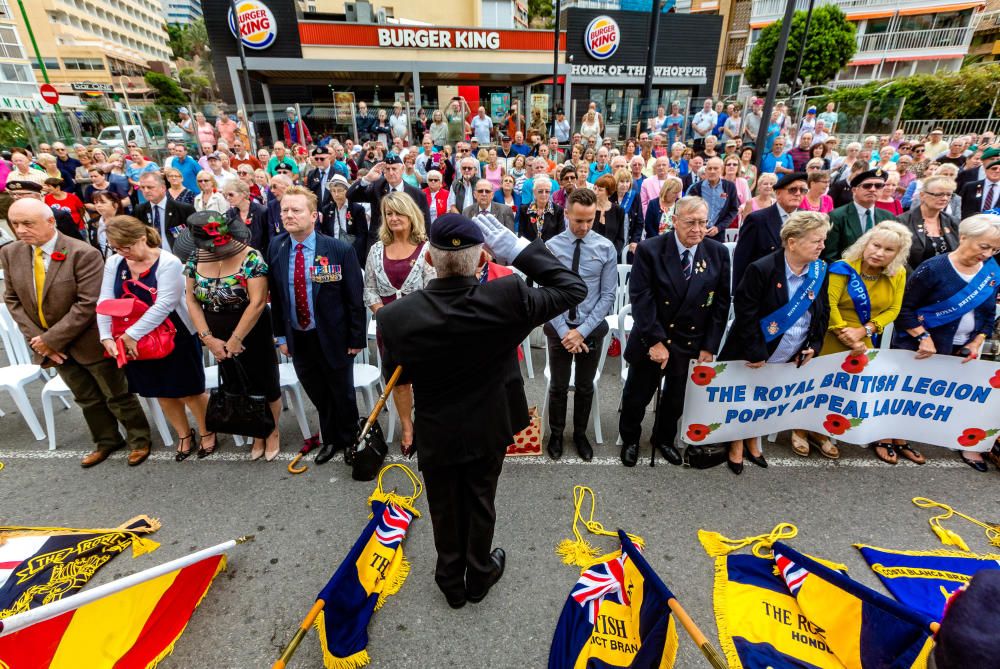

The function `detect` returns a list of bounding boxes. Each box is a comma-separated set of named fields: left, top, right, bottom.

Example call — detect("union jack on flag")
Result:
left=374, top=502, right=413, bottom=550
left=775, top=550, right=808, bottom=595
left=571, top=553, right=631, bottom=624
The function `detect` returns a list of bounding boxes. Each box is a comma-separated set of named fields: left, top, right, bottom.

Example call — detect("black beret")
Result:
left=311, top=146, right=331, bottom=156
left=933, top=570, right=1000, bottom=669
left=430, top=213, right=485, bottom=250
left=774, top=172, right=808, bottom=190
left=850, top=168, right=888, bottom=188
left=4, top=179, right=43, bottom=193
left=383, top=154, right=402, bottom=165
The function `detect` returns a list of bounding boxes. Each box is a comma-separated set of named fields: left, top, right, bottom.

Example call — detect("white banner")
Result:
left=680, top=350, right=1000, bottom=452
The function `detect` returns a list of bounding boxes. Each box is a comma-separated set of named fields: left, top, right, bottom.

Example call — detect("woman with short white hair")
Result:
left=893, top=213, right=1000, bottom=471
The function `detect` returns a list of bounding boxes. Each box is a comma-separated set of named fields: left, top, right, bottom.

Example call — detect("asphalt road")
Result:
left=2, top=345, right=998, bottom=668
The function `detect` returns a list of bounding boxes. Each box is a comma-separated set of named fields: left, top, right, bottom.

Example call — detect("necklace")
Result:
left=860, top=270, right=880, bottom=281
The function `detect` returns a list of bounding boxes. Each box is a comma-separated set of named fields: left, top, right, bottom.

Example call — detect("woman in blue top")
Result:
left=892, top=213, right=1000, bottom=472
left=763, top=109, right=783, bottom=155
left=665, top=101, right=685, bottom=148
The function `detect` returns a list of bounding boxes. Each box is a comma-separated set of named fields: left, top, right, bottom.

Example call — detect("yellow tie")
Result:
left=33, top=246, right=48, bottom=329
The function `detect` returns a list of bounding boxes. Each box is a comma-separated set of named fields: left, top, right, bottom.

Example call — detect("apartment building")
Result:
left=0, top=0, right=41, bottom=114
left=164, top=0, right=205, bottom=25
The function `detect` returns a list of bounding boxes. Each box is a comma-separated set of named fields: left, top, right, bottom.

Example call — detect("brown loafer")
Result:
left=127, top=447, right=151, bottom=467
left=81, top=449, right=112, bottom=468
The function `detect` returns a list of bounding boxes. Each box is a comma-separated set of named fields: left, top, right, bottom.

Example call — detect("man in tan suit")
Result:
left=1, top=199, right=151, bottom=467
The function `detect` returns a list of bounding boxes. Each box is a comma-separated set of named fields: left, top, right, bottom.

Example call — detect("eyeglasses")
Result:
left=914, top=148, right=926, bottom=153
left=461, top=166, right=476, bottom=171
left=428, top=178, right=441, bottom=182
left=784, top=186, right=809, bottom=194
left=197, top=178, right=213, bottom=183
left=678, top=218, right=710, bottom=228
left=857, top=182, right=883, bottom=190
left=924, top=191, right=953, bottom=198
left=475, top=188, right=492, bottom=193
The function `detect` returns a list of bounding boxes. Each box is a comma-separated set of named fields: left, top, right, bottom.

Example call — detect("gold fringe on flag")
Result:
left=367, top=464, right=422, bottom=611
left=555, top=485, right=645, bottom=568
left=0, top=515, right=162, bottom=556
left=912, top=497, right=1000, bottom=552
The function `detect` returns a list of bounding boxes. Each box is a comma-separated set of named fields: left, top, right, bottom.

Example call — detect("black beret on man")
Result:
left=429, top=213, right=485, bottom=250
left=849, top=168, right=887, bottom=188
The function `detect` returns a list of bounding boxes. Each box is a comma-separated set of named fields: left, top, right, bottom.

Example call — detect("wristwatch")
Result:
left=915, top=332, right=931, bottom=342
left=864, top=325, right=875, bottom=338
left=198, top=329, right=212, bottom=340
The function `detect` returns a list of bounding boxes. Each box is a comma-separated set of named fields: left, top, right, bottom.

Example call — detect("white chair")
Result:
left=605, top=264, right=633, bottom=354
left=278, top=361, right=311, bottom=439
left=617, top=304, right=633, bottom=379
left=40, top=375, right=74, bottom=450
left=541, top=329, right=611, bottom=444
left=879, top=322, right=894, bottom=350
left=0, top=305, right=47, bottom=440
left=521, top=337, right=534, bottom=379
left=724, top=228, right=739, bottom=243
left=143, top=397, right=174, bottom=446
left=354, top=361, right=383, bottom=413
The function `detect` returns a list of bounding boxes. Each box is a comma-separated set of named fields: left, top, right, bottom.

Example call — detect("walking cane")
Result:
left=667, top=597, right=727, bottom=669
left=649, top=370, right=665, bottom=467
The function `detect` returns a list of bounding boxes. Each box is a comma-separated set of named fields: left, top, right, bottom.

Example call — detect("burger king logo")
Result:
left=584, top=15, right=620, bottom=60
left=228, top=0, right=277, bottom=50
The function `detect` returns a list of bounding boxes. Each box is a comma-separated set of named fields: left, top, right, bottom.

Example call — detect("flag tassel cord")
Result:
left=0, top=535, right=253, bottom=637
left=912, top=496, right=1000, bottom=551
left=556, top=485, right=644, bottom=568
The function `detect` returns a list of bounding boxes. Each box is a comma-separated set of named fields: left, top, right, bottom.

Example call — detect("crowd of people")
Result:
left=1, top=96, right=1000, bottom=478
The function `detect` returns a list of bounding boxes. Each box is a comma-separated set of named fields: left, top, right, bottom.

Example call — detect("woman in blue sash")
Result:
left=719, top=211, right=832, bottom=473
left=894, top=213, right=1000, bottom=472
left=824, top=221, right=916, bottom=464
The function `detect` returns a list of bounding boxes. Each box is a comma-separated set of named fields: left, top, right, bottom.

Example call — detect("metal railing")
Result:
left=752, top=0, right=969, bottom=21
left=856, top=27, right=973, bottom=53
left=902, top=118, right=1000, bottom=141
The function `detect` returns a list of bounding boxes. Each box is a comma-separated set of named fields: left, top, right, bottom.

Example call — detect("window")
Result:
left=0, top=62, right=31, bottom=83
left=864, top=18, right=891, bottom=35
left=63, top=58, right=105, bottom=70
left=722, top=73, right=741, bottom=97
left=31, top=59, right=61, bottom=71
left=0, top=25, right=23, bottom=59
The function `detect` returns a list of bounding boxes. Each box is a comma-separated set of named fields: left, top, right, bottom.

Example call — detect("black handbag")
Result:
left=206, top=358, right=275, bottom=440
left=682, top=443, right=729, bottom=469
left=350, top=418, right=388, bottom=482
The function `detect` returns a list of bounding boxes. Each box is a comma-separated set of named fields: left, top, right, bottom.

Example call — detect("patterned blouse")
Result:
left=184, top=249, right=268, bottom=312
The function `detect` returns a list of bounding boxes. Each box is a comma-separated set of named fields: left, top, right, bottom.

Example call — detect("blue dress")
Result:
left=115, top=257, right=206, bottom=399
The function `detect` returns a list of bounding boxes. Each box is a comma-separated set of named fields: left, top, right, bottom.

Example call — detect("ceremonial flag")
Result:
left=773, top=542, right=936, bottom=669
left=549, top=531, right=679, bottom=669
left=0, top=538, right=236, bottom=669
left=0, top=515, right=160, bottom=618
left=314, top=494, right=419, bottom=669
left=856, top=544, right=1000, bottom=621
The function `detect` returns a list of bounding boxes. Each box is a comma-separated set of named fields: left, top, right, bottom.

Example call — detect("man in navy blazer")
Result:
left=267, top=186, right=366, bottom=464
left=732, top=172, right=807, bottom=283
left=618, top=196, right=732, bottom=467
left=347, top=155, right=431, bottom=238
left=686, top=158, right=740, bottom=235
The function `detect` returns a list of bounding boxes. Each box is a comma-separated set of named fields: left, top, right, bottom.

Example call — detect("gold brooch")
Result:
left=451, top=238, right=461, bottom=247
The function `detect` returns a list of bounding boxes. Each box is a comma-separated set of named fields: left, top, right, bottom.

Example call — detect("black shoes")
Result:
left=573, top=434, right=593, bottom=461
left=547, top=434, right=563, bottom=460
left=314, top=442, right=343, bottom=465
left=727, top=459, right=744, bottom=475
left=960, top=453, right=989, bottom=472
left=467, top=548, right=506, bottom=604
left=621, top=442, right=639, bottom=467
left=656, top=442, right=682, bottom=465
left=444, top=591, right=467, bottom=610
left=746, top=451, right=768, bottom=468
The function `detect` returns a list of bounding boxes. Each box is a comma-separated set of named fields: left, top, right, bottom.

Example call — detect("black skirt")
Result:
left=204, top=306, right=281, bottom=403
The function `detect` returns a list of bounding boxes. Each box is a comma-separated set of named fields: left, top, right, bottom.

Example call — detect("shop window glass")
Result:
left=914, top=59, right=940, bottom=74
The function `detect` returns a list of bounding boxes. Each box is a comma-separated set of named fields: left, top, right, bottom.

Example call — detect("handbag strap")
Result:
left=121, top=272, right=158, bottom=301
left=218, top=357, right=252, bottom=395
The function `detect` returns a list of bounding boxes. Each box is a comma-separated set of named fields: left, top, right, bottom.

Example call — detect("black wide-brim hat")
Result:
left=171, top=210, right=251, bottom=262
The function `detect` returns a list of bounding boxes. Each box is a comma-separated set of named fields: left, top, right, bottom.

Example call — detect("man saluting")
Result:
left=377, top=213, right=586, bottom=609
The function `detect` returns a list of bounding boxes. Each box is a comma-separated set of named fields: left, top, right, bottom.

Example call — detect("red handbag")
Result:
left=96, top=278, right=176, bottom=367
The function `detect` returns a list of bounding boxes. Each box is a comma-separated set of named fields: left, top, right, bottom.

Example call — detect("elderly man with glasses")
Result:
left=461, top=179, right=515, bottom=231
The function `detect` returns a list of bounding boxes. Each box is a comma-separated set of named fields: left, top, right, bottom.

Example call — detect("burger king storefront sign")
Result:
left=229, top=0, right=277, bottom=50
left=584, top=16, right=620, bottom=60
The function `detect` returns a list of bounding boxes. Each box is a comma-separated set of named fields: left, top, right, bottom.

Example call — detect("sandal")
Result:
left=175, top=429, right=196, bottom=462
left=790, top=431, right=810, bottom=457
left=196, top=432, right=217, bottom=459
left=808, top=433, right=840, bottom=459
left=873, top=442, right=897, bottom=465
left=893, top=441, right=925, bottom=465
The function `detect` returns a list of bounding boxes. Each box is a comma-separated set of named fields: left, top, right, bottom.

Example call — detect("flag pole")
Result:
left=0, top=535, right=254, bottom=637
left=667, top=597, right=727, bottom=669
left=272, top=599, right=325, bottom=669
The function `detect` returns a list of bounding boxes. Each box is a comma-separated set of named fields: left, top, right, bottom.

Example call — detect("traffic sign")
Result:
left=39, top=84, right=59, bottom=105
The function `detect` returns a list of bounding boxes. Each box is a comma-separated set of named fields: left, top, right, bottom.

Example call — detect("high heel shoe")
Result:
left=196, top=432, right=217, bottom=459
left=250, top=440, right=265, bottom=461
left=264, top=431, right=280, bottom=462
left=175, top=429, right=196, bottom=462
left=727, top=459, right=744, bottom=475
left=746, top=451, right=768, bottom=468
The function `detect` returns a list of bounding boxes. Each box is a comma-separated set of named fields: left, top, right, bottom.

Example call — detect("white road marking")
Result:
left=0, top=450, right=967, bottom=468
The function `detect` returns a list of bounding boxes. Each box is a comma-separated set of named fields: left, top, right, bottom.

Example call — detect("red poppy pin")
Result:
left=50, top=251, right=66, bottom=261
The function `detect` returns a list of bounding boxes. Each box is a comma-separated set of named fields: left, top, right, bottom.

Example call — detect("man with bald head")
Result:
left=686, top=157, right=740, bottom=235
left=462, top=179, right=515, bottom=231
left=0, top=199, right=151, bottom=467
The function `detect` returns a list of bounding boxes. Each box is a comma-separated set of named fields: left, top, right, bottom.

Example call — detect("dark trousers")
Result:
left=291, top=329, right=358, bottom=448
left=423, top=455, right=503, bottom=599
left=545, top=328, right=604, bottom=437
left=57, top=357, right=151, bottom=453
left=618, top=356, right=689, bottom=448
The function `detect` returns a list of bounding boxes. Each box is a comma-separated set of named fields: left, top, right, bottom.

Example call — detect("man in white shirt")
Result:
left=206, top=153, right=237, bottom=191
left=691, top=98, right=717, bottom=151
left=470, top=107, right=493, bottom=146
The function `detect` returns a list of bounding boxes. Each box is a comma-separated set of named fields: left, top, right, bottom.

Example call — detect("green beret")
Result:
left=983, top=146, right=1000, bottom=169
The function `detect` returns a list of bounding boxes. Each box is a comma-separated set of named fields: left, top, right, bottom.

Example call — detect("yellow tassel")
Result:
left=555, top=538, right=600, bottom=567
left=555, top=486, right=644, bottom=567
left=697, top=523, right=798, bottom=559
left=913, top=497, right=1000, bottom=552
left=314, top=611, right=372, bottom=669
left=697, top=530, right=741, bottom=557
left=375, top=555, right=411, bottom=611
left=368, top=464, right=423, bottom=518
left=131, top=535, right=161, bottom=558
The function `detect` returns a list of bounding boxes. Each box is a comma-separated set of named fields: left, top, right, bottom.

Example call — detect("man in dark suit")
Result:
left=377, top=213, right=585, bottom=610
left=305, top=146, right=335, bottom=211
left=462, top=179, right=515, bottom=231
left=619, top=196, right=732, bottom=467
left=267, top=186, right=366, bottom=464
left=1, top=199, right=151, bottom=467
left=955, top=147, right=985, bottom=192
left=732, top=172, right=807, bottom=283
left=266, top=174, right=292, bottom=237
left=686, top=157, right=740, bottom=235
left=320, top=174, right=370, bottom=266
left=347, top=154, right=431, bottom=238
left=134, top=172, right=195, bottom=253
left=823, top=168, right=893, bottom=263
left=959, top=147, right=1000, bottom=220
left=680, top=155, right=704, bottom=194
left=829, top=159, right=867, bottom=209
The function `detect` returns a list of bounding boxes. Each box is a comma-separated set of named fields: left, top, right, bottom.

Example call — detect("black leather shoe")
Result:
left=467, top=548, right=505, bottom=603
left=727, top=459, right=744, bottom=475
left=547, top=434, right=563, bottom=461
left=620, top=443, right=639, bottom=467
left=573, top=434, right=593, bottom=461
left=960, top=453, right=989, bottom=472
left=656, top=442, right=683, bottom=465
left=746, top=452, right=768, bottom=468
left=444, top=592, right=467, bottom=609
left=314, top=443, right=342, bottom=465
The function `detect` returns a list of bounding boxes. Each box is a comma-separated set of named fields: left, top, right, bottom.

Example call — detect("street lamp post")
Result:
left=230, top=0, right=257, bottom=147
left=641, top=0, right=665, bottom=117
left=551, top=0, right=562, bottom=141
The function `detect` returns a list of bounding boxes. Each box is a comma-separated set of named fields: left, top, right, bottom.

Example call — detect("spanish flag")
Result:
left=0, top=538, right=235, bottom=668
left=548, top=531, right=679, bottom=669
left=773, top=542, right=937, bottom=669
left=0, top=516, right=161, bottom=618
left=856, top=544, right=1000, bottom=621
left=314, top=492, right=419, bottom=669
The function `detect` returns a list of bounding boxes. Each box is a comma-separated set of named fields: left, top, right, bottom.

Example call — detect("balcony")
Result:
left=744, top=26, right=973, bottom=64
left=751, top=0, right=976, bottom=23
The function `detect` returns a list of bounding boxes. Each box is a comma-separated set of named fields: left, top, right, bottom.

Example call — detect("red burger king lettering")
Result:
left=239, top=10, right=271, bottom=36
